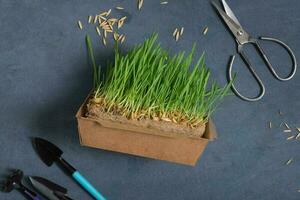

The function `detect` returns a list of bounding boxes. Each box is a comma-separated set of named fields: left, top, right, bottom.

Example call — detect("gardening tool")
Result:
left=33, top=138, right=106, bottom=200
left=29, top=176, right=74, bottom=200
left=212, top=0, right=297, bottom=101
left=1, top=169, right=42, bottom=200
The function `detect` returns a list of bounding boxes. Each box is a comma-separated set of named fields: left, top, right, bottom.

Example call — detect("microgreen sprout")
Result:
left=86, top=33, right=231, bottom=128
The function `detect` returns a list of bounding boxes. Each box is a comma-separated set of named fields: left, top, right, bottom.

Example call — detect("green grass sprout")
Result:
left=86, top=33, right=231, bottom=128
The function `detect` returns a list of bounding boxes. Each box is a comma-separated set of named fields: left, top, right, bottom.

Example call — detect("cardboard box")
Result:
left=76, top=96, right=217, bottom=166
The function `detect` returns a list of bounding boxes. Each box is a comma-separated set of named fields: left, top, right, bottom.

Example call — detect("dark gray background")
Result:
left=1, top=0, right=300, bottom=199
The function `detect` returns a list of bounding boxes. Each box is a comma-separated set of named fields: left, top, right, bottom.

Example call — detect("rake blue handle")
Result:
left=72, top=171, right=106, bottom=200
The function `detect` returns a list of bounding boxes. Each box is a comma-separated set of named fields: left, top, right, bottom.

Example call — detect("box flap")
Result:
left=203, top=119, right=217, bottom=140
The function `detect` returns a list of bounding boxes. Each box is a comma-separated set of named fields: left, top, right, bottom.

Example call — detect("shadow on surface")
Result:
left=32, top=49, right=115, bottom=145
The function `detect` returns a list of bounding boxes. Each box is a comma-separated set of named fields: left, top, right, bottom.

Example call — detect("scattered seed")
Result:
left=98, top=17, right=102, bottom=24
left=102, top=25, right=111, bottom=31
left=118, top=20, right=124, bottom=29
left=99, top=15, right=107, bottom=21
left=138, top=0, right=144, bottom=10
left=203, top=26, right=209, bottom=35
left=93, top=15, right=98, bottom=24
left=279, top=110, right=283, bottom=115
left=113, top=32, right=119, bottom=41
left=116, top=6, right=124, bottom=10
left=106, top=9, right=112, bottom=16
left=161, top=1, right=168, bottom=4
left=100, top=21, right=107, bottom=27
left=180, top=27, right=184, bottom=35
left=109, top=18, right=117, bottom=22
left=269, top=121, right=272, bottom=129
left=173, top=28, right=178, bottom=37
left=295, top=133, right=300, bottom=140
left=286, top=158, right=293, bottom=165
left=284, top=129, right=292, bottom=133
left=88, top=15, right=93, bottom=23
left=77, top=20, right=83, bottom=30
left=121, top=35, right=126, bottom=43
left=110, top=21, right=116, bottom=26
left=118, top=34, right=124, bottom=42
left=120, top=16, right=127, bottom=21
left=284, top=122, right=290, bottom=129
left=100, top=11, right=107, bottom=16
left=108, top=18, right=117, bottom=25
left=96, top=27, right=101, bottom=36
left=287, top=135, right=295, bottom=140
left=102, top=37, right=107, bottom=46
left=175, top=31, right=180, bottom=41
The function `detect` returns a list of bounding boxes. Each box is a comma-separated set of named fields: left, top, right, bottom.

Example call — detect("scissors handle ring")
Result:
left=228, top=54, right=266, bottom=102
left=258, top=36, right=297, bottom=81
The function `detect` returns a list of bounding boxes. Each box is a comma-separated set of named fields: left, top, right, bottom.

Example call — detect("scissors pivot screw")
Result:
left=237, top=30, right=243, bottom=36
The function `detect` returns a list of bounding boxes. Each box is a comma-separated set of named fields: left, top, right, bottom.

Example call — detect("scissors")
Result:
left=212, top=0, right=297, bottom=101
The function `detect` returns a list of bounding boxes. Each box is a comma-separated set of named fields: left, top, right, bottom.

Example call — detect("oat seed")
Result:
left=120, top=16, right=127, bottom=21
left=138, top=0, right=144, bottom=10
left=100, top=11, right=107, bottom=16
left=100, top=21, right=107, bottom=27
left=118, top=20, right=124, bottom=29
left=102, top=37, right=107, bottom=46
left=96, top=27, right=101, bottom=36
left=99, top=15, right=107, bottom=21
left=287, top=135, right=295, bottom=140
left=286, top=158, right=293, bottom=165
left=78, top=20, right=83, bottom=30
left=106, top=9, right=112, bottom=16
left=113, top=32, right=119, bottom=41
left=121, top=35, right=125, bottom=43
left=203, top=26, right=209, bottom=35
left=284, top=122, right=290, bottom=129
left=93, top=15, right=98, bottom=24
left=173, top=28, right=178, bottom=37
left=88, top=15, right=93, bottom=23
left=180, top=27, right=184, bottom=35
left=175, top=31, right=180, bottom=41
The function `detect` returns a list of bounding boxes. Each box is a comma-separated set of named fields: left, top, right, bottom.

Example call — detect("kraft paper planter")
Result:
left=76, top=95, right=217, bottom=166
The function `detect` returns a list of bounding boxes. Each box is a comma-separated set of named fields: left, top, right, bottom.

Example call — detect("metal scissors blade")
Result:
left=221, top=0, right=241, bottom=26
left=211, top=0, right=250, bottom=45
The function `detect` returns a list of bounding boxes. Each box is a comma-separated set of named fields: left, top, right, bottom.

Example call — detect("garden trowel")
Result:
left=33, top=138, right=106, bottom=200
left=28, top=176, right=74, bottom=200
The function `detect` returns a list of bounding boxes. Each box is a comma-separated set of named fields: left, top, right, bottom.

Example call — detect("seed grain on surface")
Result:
left=78, top=20, right=83, bottom=30
left=203, top=26, right=209, bottom=35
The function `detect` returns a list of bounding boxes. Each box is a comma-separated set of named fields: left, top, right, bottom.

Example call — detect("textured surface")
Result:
left=1, top=0, right=300, bottom=199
